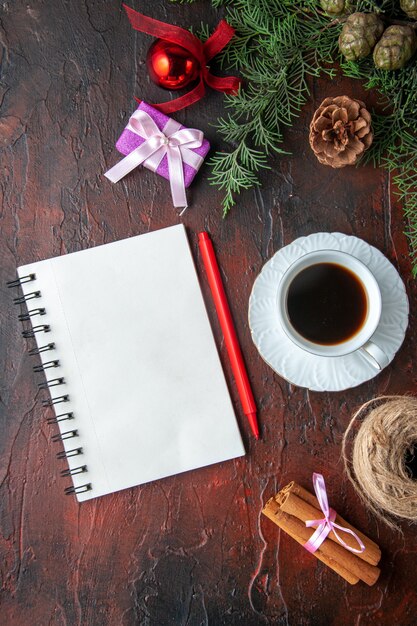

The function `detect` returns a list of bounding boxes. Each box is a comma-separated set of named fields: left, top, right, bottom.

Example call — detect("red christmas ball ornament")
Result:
left=146, top=39, right=200, bottom=90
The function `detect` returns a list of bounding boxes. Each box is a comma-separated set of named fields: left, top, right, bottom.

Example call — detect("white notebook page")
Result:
left=18, top=225, right=245, bottom=501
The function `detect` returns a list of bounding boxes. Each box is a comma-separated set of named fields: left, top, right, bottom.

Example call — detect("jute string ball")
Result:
left=342, top=396, right=417, bottom=529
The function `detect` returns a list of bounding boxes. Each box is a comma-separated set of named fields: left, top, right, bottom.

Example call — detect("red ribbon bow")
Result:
left=123, top=4, right=242, bottom=113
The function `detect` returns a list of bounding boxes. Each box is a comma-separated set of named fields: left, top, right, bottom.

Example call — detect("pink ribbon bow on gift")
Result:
left=104, top=109, right=204, bottom=211
left=304, top=473, right=366, bottom=555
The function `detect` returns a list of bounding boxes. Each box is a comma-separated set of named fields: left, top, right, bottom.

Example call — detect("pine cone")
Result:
left=339, top=12, right=384, bottom=61
left=309, top=96, right=373, bottom=168
left=320, top=0, right=346, bottom=16
left=373, top=25, right=417, bottom=69
left=401, top=0, right=417, bottom=20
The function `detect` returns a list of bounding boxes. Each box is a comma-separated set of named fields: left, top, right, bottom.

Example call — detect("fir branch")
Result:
left=207, top=0, right=339, bottom=214
left=213, top=0, right=417, bottom=273
left=209, top=142, right=271, bottom=215
left=190, top=21, right=211, bottom=41
left=168, top=0, right=417, bottom=273
left=384, top=130, right=417, bottom=275
left=360, top=113, right=398, bottom=168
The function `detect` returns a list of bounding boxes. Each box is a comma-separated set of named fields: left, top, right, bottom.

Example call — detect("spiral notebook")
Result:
left=13, top=225, right=245, bottom=502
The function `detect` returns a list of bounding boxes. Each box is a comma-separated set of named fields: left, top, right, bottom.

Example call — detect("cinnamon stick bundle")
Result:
left=262, top=482, right=381, bottom=586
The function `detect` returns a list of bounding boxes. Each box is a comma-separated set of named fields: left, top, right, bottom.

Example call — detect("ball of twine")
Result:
left=342, top=395, right=417, bottom=529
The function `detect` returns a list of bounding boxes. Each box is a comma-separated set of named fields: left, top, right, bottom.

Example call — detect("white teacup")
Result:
left=276, top=250, right=389, bottom=370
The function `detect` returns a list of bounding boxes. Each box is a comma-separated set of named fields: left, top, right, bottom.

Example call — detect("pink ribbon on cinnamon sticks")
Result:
left=304, top=473, right=366, bottom=555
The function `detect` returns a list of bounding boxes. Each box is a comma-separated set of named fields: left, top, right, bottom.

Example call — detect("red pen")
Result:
left=198, top=232, right=260, bottom=440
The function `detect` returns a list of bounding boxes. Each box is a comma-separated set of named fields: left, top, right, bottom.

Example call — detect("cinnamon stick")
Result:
left=279, top=482, right=381, bottom=566
left=278, top=490, right=380, bottom=567
left=262, top=497, right=359, bottom=585
left=262, top=496, right=381, bottom=586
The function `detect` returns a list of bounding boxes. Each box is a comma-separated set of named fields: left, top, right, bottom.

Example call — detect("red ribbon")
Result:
left=123, top=4, right=242, bottom=113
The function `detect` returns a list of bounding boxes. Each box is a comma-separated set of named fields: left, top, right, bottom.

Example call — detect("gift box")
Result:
left=114, top=102, right=210, bottom=189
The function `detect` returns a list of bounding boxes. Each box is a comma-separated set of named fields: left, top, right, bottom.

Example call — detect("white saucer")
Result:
left=248, top=233, right=409, bottom=391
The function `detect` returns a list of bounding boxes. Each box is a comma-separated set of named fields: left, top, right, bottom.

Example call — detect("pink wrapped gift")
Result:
left=104, top=102, right=210, bottom=209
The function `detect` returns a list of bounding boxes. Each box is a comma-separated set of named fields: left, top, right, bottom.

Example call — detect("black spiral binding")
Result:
left=22, top=324, right=50, bottom=338
left=47, top=411, right=74, bottom=424
left=38, top=377, right=65, bottom=389
left=13, top=291, right=41, bottom=304
left=61, top=465, right=87, bottom=477
left=28, top=343, right=55, bottom=356
left=18, top=308, right=46, bottom=321
left=52, top=430, right=78, bottom=442
left=42, top=395, right=69, bottom=406
left=7, top=274, right=36, bottom=288
left=64, top=484, right=92, bottom=495
left=57, top=447, right=83, bottom=459
left=9, top=273, right=92, bottom=496
left=33, top=360, right=60, bottom=372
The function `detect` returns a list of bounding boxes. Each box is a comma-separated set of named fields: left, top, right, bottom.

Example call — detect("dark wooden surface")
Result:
left=1, top=2, right=417, bottom=625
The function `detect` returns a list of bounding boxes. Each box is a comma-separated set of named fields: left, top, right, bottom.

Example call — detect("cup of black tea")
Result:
left=277, top=250, right=388, bottom=369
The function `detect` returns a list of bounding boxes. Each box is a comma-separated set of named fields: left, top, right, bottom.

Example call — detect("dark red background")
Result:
left=1, top=2, right=416, bottom=625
